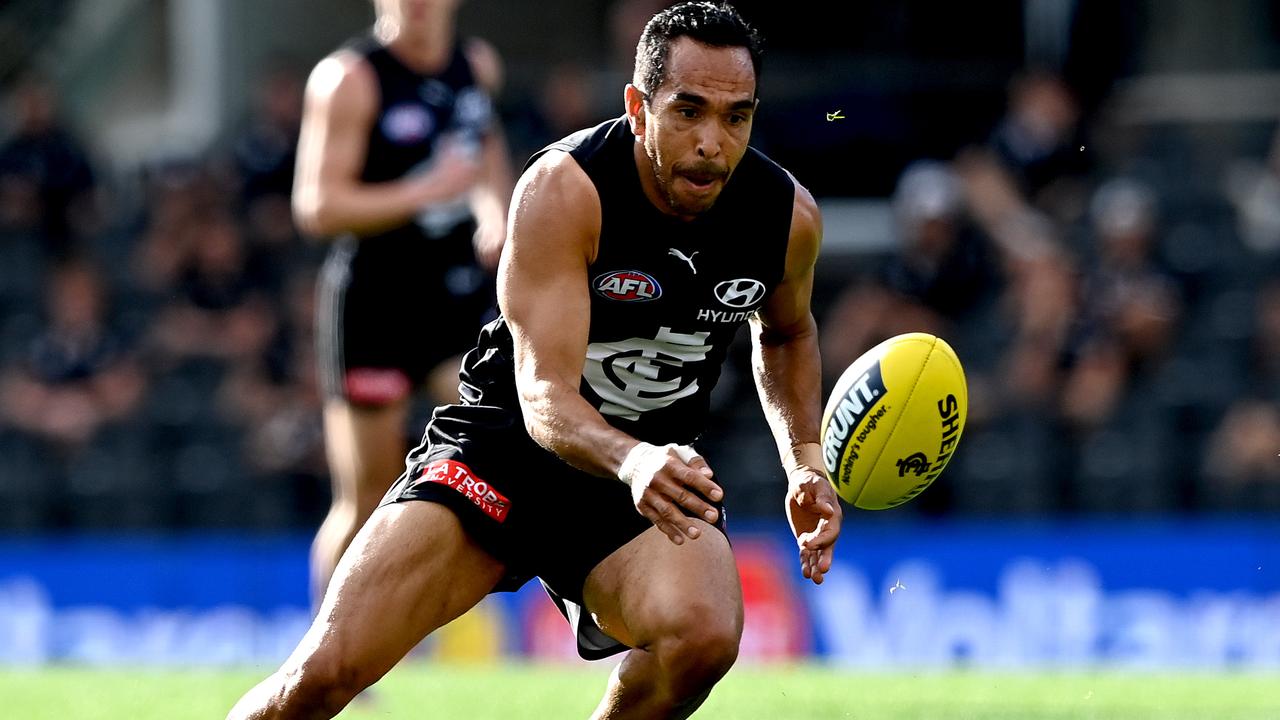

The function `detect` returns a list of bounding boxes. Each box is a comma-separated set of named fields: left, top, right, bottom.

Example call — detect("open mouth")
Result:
left=679, top=173, right=721, bottom=191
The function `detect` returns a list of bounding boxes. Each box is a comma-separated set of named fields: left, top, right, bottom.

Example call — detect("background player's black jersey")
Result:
left=351, top=35, right=491, bottom=186
left=314, top=36, right=498, bottom=402
left=343, top=33, right=493, bottom=248
left=453, top=117, right=795, bottom=446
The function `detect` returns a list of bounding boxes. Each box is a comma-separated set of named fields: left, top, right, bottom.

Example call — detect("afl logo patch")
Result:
left=381, top=103, right=434, bottom=144
left=714, top=278, right=766, bottom=308
left=594, top=270, right=662, bottom=302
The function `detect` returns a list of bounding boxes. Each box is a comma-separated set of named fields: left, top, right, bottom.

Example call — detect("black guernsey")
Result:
left=345, top=33, right=492, bottom=245
left=448, top=116, right=795, bottom=446
left=314, top=35, right=497, bottom=402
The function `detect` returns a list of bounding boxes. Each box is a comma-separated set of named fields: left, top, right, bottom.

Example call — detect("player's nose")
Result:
left=694, top=124, right=723, bottom=159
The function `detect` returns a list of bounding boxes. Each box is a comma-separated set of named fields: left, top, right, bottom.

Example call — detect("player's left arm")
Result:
left=465, top=37, right=515, bottom=271
left=750, top=179, right=842, bottom=585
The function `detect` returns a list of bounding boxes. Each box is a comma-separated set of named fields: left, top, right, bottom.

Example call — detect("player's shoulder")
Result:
left=784, top=169, right=820, bottom=235
left=304, top=47, right=377, bottom=105
left=513, top=149, right=601, bottom=257
left=521, top=149, right=597, bottom=208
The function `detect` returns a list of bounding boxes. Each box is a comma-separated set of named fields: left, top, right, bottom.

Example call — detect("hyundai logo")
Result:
left=713, top=278, right=766, bottom=308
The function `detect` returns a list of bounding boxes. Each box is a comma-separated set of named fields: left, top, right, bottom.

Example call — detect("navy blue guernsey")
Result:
left=344, top=34, right=492, bottom=243
left=452, top=117, right=795, bottom=447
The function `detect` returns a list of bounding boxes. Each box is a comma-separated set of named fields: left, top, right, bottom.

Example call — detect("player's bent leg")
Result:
left=311, top=397, right=410, bottom=605
left=583, top=521, right=744, bottom=720
left=229, top=501, right=504, bottom=720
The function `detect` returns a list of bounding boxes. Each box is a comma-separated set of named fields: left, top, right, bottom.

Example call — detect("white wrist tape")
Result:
left=617, top=442, right=659, bottom=488
left=672, top=444, right=701, bottom=464
left=617, top=442, right=701, bottom=487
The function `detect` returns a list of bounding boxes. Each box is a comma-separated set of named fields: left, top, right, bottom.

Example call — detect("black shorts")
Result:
left=316, top=222, right=495, bottom=405
left=380, top=403, right=728, bottom=660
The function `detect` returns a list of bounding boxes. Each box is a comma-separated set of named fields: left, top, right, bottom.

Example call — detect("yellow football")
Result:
left=820, top=333, right=968, bottom=509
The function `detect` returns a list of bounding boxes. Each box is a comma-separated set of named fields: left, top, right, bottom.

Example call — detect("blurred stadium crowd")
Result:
left=0, top=1, right=1277, bottom=532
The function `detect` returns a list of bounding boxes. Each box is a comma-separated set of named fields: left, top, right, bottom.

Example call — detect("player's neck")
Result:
left=375, top=19, right=453, bottom=73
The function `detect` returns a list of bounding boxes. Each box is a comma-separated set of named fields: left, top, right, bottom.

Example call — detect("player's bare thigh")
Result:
left=582, top=520, right=742, bottom=650
left=291, top=501, right=506, bottom=681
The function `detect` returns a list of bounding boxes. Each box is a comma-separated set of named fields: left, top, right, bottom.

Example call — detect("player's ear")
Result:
left=624, top=84, right=646, bottom=136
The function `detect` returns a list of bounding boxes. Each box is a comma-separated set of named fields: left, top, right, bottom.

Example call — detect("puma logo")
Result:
left=668, top=248, right=699, bottom=274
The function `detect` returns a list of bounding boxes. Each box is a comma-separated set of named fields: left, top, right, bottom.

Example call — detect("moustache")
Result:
left=675, top=162, right=728, bottom=182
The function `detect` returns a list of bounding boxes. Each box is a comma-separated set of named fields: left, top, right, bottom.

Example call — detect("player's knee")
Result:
left=652, top=610, right=741, bottom=698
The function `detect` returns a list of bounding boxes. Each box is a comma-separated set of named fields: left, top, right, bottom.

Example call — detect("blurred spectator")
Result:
left=0, top=75, right=99, bottom=257
left=953, top=150, right=1080, bottom=415
left=147, top=213, right=278, bottom=365
left=540, top=63, right=602, bottom=139
left=1202, top=400, right=1280, bottom=491
left=218, top=269, right=324, bottom=481
left=1202, top=280, right=1280, bottom=492
left=132, top=162, right=228, bottom=295
left=991, top=210, right=1078, bottom=411
left=821, top=161, right=1000, bottom=385
left=507, top=61, right=607, bottom=168
left=231, top=61, right=305, bottom=204
left=243, top=190, right=315, bottom=296
left=1251, top=280, right=1280, bottom=398
left=608, top=0, right=670, bottom=74
left=1224, top=123, right=1280, bottom=256
left=987, top=71, right=1089, bottom=222
left=0, top=261, right=145, bottom=450
left=1060, top=178, right=1180, bottom=428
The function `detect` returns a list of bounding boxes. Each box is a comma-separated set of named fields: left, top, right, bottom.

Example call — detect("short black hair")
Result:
left=633, top=2, right=763, bottom=98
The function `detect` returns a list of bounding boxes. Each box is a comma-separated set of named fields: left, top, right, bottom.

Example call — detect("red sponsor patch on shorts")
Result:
left=419, top=459, right=511, bottom=523
left=344, top=368, right=411, bottom=405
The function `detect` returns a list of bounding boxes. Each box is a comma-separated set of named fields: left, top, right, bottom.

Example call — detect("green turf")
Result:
left=2, top=663, right=1278, bottom=719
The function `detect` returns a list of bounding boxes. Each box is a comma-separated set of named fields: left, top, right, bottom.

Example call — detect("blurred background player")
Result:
left=292, top=0, right=514, bottom=604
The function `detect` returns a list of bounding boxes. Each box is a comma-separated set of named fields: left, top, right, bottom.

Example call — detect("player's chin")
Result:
left=672, top=188, right=720, bottom=215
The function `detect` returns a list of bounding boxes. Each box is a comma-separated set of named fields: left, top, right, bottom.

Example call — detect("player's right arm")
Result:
left=292, top=52, right=480, bottom=238
left=501, top=151, right=722, bottom=545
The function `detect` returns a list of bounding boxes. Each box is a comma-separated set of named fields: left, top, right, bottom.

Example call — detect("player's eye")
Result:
left=728, top=113, right=748, bottom=126
left=677, top=107, right=698, bottom=119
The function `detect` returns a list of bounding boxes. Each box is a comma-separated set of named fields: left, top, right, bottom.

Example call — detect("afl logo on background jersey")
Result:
left=381, top=103, right=434, bottom=144
left=594, top=270, right=662, bottom=302
left=714, top=278, right=766, bottom=308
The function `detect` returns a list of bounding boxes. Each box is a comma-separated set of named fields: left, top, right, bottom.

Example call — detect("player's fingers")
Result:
left=671, top=445, right=720, bottom=492
left=797, top=542, right=822, bottom=584
left=801, top=548, right=820, bottom=582
left=809, top=544, right=834, bottom=585
left=679, top=450, right=716, bottom=479
left=801, top=518, right=839, bottom=552
left=686, top=470, right=724, bottom=504
left=639, top=496, right=686, bottom=546
left=816, top=544, right=835, bottom=575
left=654, top=493, right=702, bottom=541
left=664, top=468, right=721, bottom=522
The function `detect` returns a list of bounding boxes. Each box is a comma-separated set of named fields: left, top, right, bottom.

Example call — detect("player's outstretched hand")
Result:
left=619, top=443, right=723, bottom=546
left=785, top=465, right=842, bottom=585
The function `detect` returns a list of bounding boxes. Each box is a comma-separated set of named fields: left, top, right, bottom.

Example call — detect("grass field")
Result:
left=3, top=663, right=1278, bottom=719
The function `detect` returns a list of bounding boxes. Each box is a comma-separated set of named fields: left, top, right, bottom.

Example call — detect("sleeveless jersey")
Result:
left=452, top=117, right=795, bottom=446
left=343, top=34, right=493, bottom=246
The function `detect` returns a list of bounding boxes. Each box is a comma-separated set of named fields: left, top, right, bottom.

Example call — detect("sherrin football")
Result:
left=820, top=332, right=967, bottom=509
